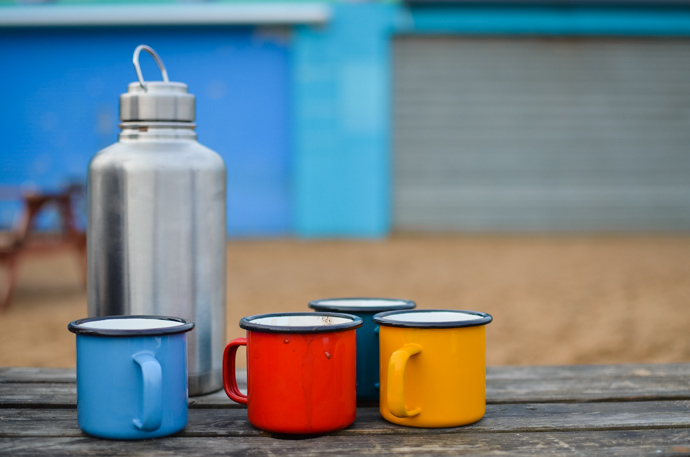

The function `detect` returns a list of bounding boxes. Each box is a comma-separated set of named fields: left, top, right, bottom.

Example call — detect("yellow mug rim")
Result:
left=373, top=309, right=492, bottom=329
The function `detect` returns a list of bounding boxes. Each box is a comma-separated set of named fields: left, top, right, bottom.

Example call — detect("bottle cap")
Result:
left=119, top=45, right=195, bottom=122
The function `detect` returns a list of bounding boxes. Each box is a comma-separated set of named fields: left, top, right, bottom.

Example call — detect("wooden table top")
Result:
left=1, top=364, right=690, bottom=455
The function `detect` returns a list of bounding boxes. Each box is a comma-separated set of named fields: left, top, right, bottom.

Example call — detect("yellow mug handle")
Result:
left=387, top=343, right=422, bottom=418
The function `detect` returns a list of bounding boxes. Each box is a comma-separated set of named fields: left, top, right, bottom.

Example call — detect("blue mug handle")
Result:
left=132, top=352, right=163, bottom=432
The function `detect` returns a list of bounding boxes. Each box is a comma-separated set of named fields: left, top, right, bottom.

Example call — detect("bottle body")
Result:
left=87, top=127, right=227, bottom=396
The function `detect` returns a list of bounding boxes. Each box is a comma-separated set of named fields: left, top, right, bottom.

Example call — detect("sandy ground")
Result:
left=1, top=234, right=689, bottom=368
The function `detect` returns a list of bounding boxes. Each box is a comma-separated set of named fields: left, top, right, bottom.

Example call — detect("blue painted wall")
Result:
left=0, top=26, right=291, bottom=236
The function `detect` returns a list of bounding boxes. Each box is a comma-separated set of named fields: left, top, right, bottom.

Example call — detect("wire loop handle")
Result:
left=133, top=45, right=169, bottom=92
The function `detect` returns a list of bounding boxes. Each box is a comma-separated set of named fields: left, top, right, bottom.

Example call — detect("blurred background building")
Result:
left=1, top=0, right=690, bottom=238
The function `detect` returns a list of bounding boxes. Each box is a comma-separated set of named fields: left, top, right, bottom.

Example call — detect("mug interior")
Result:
left=384, top=311, right=484, bottom=324
left=240, top=312, right=363, bottom=334
left=78, top=318, right=187, bottom=331
left=309, top=297, right=416, bottom=313
left=374, top=309, right=492, bottom=329
left=315, top=299, right=411, bottom=308
left=250, top=315, right=352, bottom=327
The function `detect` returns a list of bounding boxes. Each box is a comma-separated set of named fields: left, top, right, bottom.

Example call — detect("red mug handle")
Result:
left=223, top=337, right=248, bottom=405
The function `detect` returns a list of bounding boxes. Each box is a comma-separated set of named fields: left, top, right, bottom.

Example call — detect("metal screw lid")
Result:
left=119, top=45, right=195, bottom=122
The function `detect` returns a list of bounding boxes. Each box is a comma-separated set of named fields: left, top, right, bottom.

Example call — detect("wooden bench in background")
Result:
left=0, top=185, right=86, bottom=311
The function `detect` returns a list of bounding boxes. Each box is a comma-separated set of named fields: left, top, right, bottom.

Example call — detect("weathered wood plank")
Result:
left=0, top=384, right=77, bottom=408
left=487, top=376, right=690, bottom=404
left=0, top=368, right=75, bottom=384
left=487, top=363, right=690, bottom=380
left=3, top=374, right=689, bottom=408
left=2, top=401, right=690, bottom=438
left=2, top=364, right=689, bottom=408
left=2, top=430, right=690, bottom=456
left=0, top=368, right=247, bottom=386
left=191, top=362, right=690, bottom=405
left=5, top=364, right=689, bottom=384
left=0, top=384, right=246, bottom=409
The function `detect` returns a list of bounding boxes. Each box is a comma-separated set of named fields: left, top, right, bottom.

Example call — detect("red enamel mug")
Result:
left=223, top=312, right=363, bottom=434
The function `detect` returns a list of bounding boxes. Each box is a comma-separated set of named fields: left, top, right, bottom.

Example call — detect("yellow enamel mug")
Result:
left=373, top=309, right=493, bottom=428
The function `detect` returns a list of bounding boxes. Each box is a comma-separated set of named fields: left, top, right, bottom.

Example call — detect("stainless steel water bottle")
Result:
left=87, top=45, right=227, bottom=396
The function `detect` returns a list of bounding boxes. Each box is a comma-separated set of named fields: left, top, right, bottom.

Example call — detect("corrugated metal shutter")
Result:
left=393, top=37, right=690, bottom=231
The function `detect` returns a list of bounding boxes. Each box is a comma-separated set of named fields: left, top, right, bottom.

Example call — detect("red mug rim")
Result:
left=239, top=312, right=363, bottom=334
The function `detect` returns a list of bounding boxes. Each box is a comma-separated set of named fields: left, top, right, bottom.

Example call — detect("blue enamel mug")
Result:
left=68, top=315, right=194, bottom=440
left=308, top=298, right=416, bottom=402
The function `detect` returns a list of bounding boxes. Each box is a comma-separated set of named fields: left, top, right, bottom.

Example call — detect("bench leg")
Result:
left=1, top=256, right=19, bottom=311
left=76, top=240, right=87, bottom=290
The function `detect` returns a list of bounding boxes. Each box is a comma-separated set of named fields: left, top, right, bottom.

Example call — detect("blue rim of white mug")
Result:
left=373, top=309, right=493, bottom=329
left=308, top=297, right=416, bottom=313
left=68, top=315, right=195, bottom=337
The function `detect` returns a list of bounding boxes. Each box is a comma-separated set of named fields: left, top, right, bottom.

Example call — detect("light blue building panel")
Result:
left=292, top=4, right=396, bottom=237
